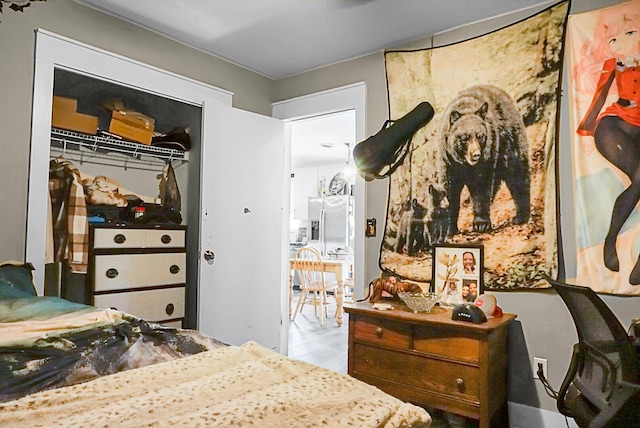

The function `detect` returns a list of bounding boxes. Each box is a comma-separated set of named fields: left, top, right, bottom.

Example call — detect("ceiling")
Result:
left=74, top=0, right=553, bottom=167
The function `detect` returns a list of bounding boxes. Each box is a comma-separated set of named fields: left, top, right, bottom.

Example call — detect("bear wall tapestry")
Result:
left=380, top=1, right=569, bottom=290
left=567, top=0, right=640, bottom=296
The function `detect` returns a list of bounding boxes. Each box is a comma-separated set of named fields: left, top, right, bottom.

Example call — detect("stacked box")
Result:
left=51, top=96, right=99, bottom=135
left=108, top=110, right=155, bottom=145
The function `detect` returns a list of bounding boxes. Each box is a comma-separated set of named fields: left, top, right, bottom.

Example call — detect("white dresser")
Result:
left=89, top=225, right=187, bottom=328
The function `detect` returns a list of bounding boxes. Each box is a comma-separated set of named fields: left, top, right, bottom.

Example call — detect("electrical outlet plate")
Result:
left=534, top=357, right=548, bottom=380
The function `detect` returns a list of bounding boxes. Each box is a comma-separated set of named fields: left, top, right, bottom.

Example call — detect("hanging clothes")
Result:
left=48, top=158, right=88, bottom=274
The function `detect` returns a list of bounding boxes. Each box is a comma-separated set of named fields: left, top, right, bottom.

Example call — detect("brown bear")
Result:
left=440, top=84, right=530, bottom=234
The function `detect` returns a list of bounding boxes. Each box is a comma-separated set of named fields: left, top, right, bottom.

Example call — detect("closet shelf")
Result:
left=50, top=128, right=188, bottom=170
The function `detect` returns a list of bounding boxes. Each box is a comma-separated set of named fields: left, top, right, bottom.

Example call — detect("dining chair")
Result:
left=344, top=277, right=355, bottom=304
left=291, top=247, right=338, bottom=326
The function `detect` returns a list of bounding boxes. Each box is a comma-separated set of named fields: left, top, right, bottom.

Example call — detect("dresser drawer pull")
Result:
left=170, top=265, right=180, bottom=274
left=161, top=234, right=172, bottom=244
left=113, top=234, right=126, bottom=244
left=166, top=303, right=175, bottom=316
left=456, top=378, right=465, bottom=393
left=376, top=327, right=383, bottom=338
left=106, top=268, right=119, bottom=279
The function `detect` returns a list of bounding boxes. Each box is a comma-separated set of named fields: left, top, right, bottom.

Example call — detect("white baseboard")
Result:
left=508, top=402, right=578, bottom=428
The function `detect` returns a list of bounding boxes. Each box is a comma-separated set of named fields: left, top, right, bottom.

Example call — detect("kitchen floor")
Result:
left=288, top=289, right=348, bottom=373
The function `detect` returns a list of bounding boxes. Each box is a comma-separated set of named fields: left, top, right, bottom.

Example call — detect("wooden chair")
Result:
left=291, top=247, right=338, bottom=326
left=344, top=277, right=355, bottom=304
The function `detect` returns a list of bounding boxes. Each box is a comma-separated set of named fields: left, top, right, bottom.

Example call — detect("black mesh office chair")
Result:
left=545, top=276, right=640, bottom=427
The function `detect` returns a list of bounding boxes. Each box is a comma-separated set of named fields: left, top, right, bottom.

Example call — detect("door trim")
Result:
left=272, top=82, right=366, bottom=301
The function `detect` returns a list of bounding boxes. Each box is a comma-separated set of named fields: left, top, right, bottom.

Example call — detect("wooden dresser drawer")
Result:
left=345, top=303, right=516, bottom=427
left=413, top=326, right=480, bottom=363
left=352, top=316, right=411, bottom=349
left=94, top=252, right=186, bottom=292
left=94, top=286, right=185, bottom=321
left=352, top=343, right=480, bottom=403
left=93, top=228, right=185, bottom=249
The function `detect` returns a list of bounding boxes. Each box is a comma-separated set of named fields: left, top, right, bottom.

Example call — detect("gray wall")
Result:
left=274, top=0, right=638, bottom=414
left=2, top=0, right=638, bottom=417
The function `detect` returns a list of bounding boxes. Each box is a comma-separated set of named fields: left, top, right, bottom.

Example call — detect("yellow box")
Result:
left=52, top=96, right=78, bottom=111
left=111, top=110, right=155, bottom=130
left=109, top=115, right=154, bottom=145
left=51, top=108, right=99, bottom=135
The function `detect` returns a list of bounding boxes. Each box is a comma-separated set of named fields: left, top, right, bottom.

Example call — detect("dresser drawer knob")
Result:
left=166, top=303, right=175, bottom=316
left=456, top=378, right=465, bottom=392
left=161, top=234, right=172, bottom=244
left=170, top=265, right=180, bottom=274
left=376, top=327, right=383, bottom=338
left=106, top=268, right=119, bottom=279
left=113, top=234, right=126, bottom=244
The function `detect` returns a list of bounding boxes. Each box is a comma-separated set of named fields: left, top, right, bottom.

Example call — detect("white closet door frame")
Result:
left=272, top=82, right=366, bottom=300
left=28, top=29, right=232, bottom=294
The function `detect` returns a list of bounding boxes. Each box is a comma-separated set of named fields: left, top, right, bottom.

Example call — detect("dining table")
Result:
left=289, top=257, right=352, bottom=326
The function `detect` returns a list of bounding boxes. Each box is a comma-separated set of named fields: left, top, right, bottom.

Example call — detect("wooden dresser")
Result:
left=344, top=302, right=516, bottom=428
left=88, top=224, right=187, bottom=328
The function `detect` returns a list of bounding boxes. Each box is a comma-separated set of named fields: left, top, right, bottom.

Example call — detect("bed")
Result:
left=0, top=262, right=431, bottom=427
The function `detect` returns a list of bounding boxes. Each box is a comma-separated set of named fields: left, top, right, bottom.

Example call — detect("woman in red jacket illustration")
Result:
left=574, top=13, right=640, bottom=283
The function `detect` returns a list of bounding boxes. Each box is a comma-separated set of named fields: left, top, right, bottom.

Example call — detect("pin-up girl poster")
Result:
left=568, top=1, right=640, bottom=294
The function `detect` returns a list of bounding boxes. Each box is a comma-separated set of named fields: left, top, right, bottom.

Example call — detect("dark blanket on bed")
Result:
left=0, top=296, right=226, bottom=403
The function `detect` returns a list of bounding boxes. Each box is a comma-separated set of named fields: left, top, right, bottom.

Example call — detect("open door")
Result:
left=198, top=104, right=288, bottom=353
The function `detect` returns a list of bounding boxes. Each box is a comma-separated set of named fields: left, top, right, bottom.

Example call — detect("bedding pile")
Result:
left=0, top=296, right=226, bottom=403
left=0, top=341, right=431, bottom=427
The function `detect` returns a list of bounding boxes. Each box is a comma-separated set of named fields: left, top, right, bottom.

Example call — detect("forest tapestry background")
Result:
left=380, top=1, right=569, bottom=290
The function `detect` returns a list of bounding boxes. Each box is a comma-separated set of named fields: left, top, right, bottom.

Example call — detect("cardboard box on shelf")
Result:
left=111, top=110, right=155, bottom=130
left=109, top=110, right=155, bottom=145
left=51, top=108, right=99, bottom=135
left=53, top=96, right=78, bottom=111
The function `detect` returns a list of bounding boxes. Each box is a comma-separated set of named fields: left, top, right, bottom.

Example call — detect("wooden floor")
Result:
left=287, top=289, right=348, bottom=373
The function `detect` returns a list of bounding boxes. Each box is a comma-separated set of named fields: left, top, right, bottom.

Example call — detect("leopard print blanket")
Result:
left=0, top=341, right=431, bottom=427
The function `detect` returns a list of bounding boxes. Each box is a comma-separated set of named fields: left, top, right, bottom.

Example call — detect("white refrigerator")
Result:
left=307, top=195, right=352, bottom=256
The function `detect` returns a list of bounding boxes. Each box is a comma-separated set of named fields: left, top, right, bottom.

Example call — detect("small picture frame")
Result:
left=431, top=244, right=484, bottom=305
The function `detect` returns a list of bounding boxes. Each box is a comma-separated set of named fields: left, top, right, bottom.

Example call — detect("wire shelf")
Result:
left=50, top=128, right=188, bottom=170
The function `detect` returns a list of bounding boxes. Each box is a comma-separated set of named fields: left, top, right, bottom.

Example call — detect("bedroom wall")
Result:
left=0, top=0, right=273, bottom=263
left=273, top=0, right=638, bottom=417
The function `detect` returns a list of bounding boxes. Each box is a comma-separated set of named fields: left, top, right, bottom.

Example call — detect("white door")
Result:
left=198, top=104, right=288, bottom=352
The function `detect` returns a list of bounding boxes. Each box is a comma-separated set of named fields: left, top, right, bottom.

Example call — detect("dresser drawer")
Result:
left=413, top=326, right=480, bottom=363
left=94, top=252, right=186, bottom=292
left=94, top=286, right=185, bottom=321
left=352, top=316, right=411, bottom=349
left=93, top=228, right=185, bottom=249
left=352, top=343, right=480, bottom=403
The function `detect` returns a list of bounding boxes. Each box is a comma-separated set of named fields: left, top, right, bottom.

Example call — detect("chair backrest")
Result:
left=292, top=247, right=326, bottom=291
left=546, top=277, right=640, bottom=427
left=548, top=278, right=629, bottom=345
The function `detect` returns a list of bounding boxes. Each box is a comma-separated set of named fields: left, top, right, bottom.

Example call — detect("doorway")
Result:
left=272, top=82, right=366, bottom=371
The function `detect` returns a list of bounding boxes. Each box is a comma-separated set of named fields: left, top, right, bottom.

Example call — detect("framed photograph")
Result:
left=431, top=244, right=484, bottom=306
